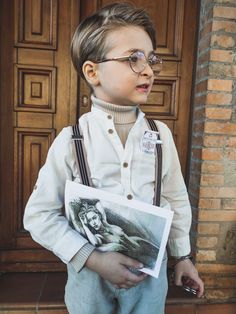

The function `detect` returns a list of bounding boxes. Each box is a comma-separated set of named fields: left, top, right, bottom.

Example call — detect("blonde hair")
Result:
left=71, top=2, right=156, bottom=79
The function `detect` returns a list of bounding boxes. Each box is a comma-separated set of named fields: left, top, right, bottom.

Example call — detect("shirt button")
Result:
left=127, top=194, right=133, bottom=200
left=123, top=162, right=128, bottom=168
left=107, top=114, right=112, bottom=119
left=108, top=129, right=114, bottom=134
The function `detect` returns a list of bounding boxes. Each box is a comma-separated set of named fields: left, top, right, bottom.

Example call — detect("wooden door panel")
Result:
left=14, top=64, right=56, bottom=112
left=15, top=0, right=58, bottom=49
left=98, top=0, right=184, bottom=58
left=14, top=128, right=55, bottom=234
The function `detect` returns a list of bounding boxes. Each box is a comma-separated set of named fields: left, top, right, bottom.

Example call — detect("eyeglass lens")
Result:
left=129, top=51, right=162, bottom=75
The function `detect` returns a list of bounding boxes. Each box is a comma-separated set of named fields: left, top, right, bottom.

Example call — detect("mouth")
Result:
left=136, top=83, right=150, bottom=93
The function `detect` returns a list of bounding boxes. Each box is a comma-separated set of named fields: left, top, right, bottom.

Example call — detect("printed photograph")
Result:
left=65, top=180, right=173, bottom=278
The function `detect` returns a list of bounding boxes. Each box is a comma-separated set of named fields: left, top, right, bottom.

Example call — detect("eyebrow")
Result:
left=122, top=48, right=155, bottom=56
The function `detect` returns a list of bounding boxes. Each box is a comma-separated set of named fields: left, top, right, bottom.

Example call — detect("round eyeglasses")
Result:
left=95, top=51, right=163, bottom=76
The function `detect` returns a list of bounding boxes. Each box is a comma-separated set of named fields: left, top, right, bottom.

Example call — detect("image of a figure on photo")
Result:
left=69, top=198, right=159, bottom=269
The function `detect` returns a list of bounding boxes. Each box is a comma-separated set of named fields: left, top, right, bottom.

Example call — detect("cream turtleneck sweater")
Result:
left=91, top=95, right=138, bottom=146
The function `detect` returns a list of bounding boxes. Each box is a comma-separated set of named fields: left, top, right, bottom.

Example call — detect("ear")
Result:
left=82, top=61, right=100, bottom=86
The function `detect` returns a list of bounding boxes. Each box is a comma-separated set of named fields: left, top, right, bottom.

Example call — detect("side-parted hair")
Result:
left=71, top=2, right=156, bottom=79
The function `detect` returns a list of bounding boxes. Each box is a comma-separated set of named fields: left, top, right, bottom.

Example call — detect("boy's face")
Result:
left=89, top=26, right=155, bottom=106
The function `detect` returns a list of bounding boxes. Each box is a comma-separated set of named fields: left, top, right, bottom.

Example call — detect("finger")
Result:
left=121, top=256, right=144, bottom=269
left=195, top=279, right=204, bottom=298
left=115, top=284, right=130, bottom=289
left=125, top=269, right=148, bottom=284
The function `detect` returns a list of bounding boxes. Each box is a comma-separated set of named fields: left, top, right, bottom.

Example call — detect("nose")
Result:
left=141, top=62, right=154, bottom=77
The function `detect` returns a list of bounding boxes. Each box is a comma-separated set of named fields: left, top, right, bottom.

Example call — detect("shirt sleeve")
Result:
left=158, top=122, right=192, bottom=257
left=23, top=127, right=90, bottom=264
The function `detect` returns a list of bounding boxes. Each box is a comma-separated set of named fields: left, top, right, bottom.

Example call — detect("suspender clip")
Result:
left=71, top=135, right=83, bottom=140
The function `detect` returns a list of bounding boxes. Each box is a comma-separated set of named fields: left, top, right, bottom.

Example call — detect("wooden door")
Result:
left=0, top=0, right=79, bottom=272
left=0, top=0, right=199, bottom=272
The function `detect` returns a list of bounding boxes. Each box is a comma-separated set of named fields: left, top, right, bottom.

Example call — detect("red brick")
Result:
left=192, top=107, right=205, bottom=120
left=226, top=148, right=236, bottom=160
left=203, top=276, right=236, bottom=288
left=215, top=0, right=236, bottom=4
left=212, top=20, right=236, bottom=33
left=196, top=65, right=209, bottom=80
left=197, top=237, right=218, bottom=249
left=191, top=148, right=202, bottom=160
left=198, top=209, right=236, bottom=221
left=206, top=93, right=232, bottom=105
left=195, top=79, right=208, bottom=94
left=201, top=161, right=224, bottom=174
left=205, top=122, right=236, bottom=135
left=227, top=137, right=236, bottom=147
left=198, top=223, right=220, bottom=234
left=209, top=63, right=236, bottom=77
left=200, top=21, right=213, bottom=38
left=205, top=108, right=232, bottom=120
left=199, top=198, right=221, bottom=209
left=199, top=36, right=212, bottom=52
left=193, top=121, right=205, bottom=133
left=200, top=174, right=224, bottom=186
left=202, top=148, right=223, bottom=160
left=204, top=289, right=236, bottom=301
left=200, top=187, right=236, bottom=198
left=222, top=199, right=236, bottom=210
left=196, top=263, right=236, bottom=274
left=196, top=250, right=216, bottom=261
left=213, top=6, right=236, bottom=19
left=203, top=135, right=226, bottom=147
left=192, top=134, right=204, bottom=146
left=195, top=94, right=207, bottom=105
left=207, top=79, right=233, bottom=92
left=211, top=34, right=235, bottom=48
left=210, top=49, right=234, bottom=63
left=198, top=51, right=211, bottom=65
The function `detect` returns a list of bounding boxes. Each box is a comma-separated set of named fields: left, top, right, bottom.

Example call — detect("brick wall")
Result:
left=189, top=0, right=236, bottom=302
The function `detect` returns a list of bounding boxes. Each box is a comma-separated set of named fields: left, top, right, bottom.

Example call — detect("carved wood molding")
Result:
left=14, top=0, right=58, bottom=49
left=14, top=64, right=56, bottom=112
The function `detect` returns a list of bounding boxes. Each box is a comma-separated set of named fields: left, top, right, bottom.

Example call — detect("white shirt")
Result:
left=24, top=106, right=191, bottom=264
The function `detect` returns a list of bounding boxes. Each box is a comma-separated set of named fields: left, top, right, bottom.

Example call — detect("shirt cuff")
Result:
left=70, top=243, right=95, bottom=272
left=168, top=236, right=191, bottom=258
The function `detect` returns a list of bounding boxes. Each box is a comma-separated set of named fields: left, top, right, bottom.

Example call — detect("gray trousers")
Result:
left=65, top=256, right=168, bottom=314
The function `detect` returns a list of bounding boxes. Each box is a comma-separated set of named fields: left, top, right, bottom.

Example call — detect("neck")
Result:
left=91, top=95, right=137, bottom=124
left=91, top=95, right=138, bottom=146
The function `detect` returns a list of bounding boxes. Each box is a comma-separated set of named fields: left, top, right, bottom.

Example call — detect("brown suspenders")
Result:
left=71, top=118, right=162, bottom=206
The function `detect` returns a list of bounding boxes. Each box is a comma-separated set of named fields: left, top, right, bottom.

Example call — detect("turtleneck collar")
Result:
left=91, top=95, right=137, bottom=125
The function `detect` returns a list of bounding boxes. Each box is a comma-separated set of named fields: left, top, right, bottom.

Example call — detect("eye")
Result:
left=149, top=53, right=162, bottom=65
left=129, top=53, right=139, bottom=63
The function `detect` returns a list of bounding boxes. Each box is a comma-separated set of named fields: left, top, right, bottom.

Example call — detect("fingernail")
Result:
left=138, top=263, right=143, bottom=269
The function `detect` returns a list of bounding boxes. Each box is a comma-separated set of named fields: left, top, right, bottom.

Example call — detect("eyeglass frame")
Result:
left=94, top=50, right=163, bottom=75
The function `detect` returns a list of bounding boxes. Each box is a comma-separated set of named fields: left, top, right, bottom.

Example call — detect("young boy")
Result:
left=24, top=3, right=204, bottom=314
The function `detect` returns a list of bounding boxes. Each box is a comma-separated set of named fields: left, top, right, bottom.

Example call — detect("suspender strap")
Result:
left=72, top=124, right=92, bottom=186
left=146, top=118, right=162, bottom=207
left=72, top=119, right=162, bottom=206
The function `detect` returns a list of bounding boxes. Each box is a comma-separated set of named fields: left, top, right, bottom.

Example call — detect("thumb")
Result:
left=174, top=271, right=183, bottom=286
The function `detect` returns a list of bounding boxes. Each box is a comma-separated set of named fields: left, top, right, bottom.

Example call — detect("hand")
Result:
left=85, top=250, right=148, bottom=289
left=174, top=258, right=204, bottom=298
